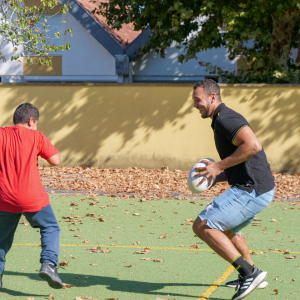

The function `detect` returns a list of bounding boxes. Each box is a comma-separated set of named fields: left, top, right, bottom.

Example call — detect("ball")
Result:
left=188, top=158, right=216, bottom=194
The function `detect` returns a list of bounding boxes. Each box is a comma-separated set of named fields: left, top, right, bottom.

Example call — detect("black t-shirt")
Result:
left=212, top=103, right=275, bottom=195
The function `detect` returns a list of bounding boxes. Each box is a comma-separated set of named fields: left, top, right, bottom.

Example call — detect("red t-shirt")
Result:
left=0, top=126, right=59, bottom=213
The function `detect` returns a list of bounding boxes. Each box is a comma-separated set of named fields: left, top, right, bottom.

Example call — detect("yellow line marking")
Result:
left=11, top=244, right=300, bottom=254
left=198, top=265, right=235, bottom=300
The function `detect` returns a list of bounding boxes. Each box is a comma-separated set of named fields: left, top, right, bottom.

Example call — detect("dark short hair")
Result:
left=13, top=103, right=39, bottom=125
left=194, top=79, right=221, bottom=98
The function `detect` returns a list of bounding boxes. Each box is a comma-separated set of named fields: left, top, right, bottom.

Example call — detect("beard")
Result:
left=201, top=112, right=209, bottom=118
left=201, top=108, right=210, bottom=119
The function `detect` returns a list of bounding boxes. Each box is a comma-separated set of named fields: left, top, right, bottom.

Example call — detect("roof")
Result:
left=61, top=0, right=150, bottom=61
left=76, top=0, right=141, bottom=48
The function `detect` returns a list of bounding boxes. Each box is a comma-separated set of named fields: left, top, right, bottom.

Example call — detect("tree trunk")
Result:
left=270, top=8, right=300, bottom=68
left=296, top=33, right=300, bottom=64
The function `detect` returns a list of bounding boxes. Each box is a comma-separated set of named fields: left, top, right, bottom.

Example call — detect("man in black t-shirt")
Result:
left=191, top=79, right=275, bottom=300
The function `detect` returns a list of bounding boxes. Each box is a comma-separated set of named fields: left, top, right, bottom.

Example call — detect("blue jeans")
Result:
left=199, top=186, right=275, bottom=234
left=0, top=204, right=60, bottom=273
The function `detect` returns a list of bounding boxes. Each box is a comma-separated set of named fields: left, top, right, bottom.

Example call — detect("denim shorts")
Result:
left=198, top=186, right=275, bottom=234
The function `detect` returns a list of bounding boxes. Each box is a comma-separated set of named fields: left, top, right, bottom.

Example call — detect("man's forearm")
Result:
left=218, top=143, right=259, bottom=171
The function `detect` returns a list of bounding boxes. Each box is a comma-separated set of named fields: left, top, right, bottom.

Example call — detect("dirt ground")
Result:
left=40, top=166, right=300, bottom=200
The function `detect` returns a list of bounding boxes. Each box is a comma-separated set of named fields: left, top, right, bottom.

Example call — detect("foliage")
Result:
left=0, top=0, right=72, bottom=65
left=94, top=0, right=300, bottom=83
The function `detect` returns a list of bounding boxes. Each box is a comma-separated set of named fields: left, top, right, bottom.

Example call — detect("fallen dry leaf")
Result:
left=272, top=219, right=277, bottom=222
left=159, top=233, right=166, bottom=239
left=26, top=298, right=35, bottom=300
left=141, top=257, right=150, bottom=260
left=124, top=265, right=132, bottom=267
left=101, top=248, right=111, bottom=253
left=84, top=239, right=89, bottom=243
left=49, top=292, right=54, bottom=299
left=59, top=260, right=69, bottom=267
left=153, top=258, right=164, bottom=262
left=274, top=288, right=279, bottom=294
left=251, top=223, right=261, bottom=226
left=89, top=264, right=98, bottom=266
left=86, top=213, right=95, bottom=217
left=286, top=256, right=297, bottom=259
left=143, top=247, right=150, bottom=253
left=63, top=283, right=73, bottom=288
left=98, top=218, right=106, bottom=222
left=86, top=246, right=101, bottom=253
left=190, top=245, right=199, bottom=250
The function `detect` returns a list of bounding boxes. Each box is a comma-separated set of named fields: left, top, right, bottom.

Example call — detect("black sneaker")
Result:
left=0, top=274, right=2, bottom=288
left=231, top=267, right=267, bottom=300
left=39, top=263, right=63, bottom=289
left=226, top=278, right=268, bottom=289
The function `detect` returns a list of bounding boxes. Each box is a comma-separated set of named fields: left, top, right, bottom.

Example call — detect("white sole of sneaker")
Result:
left=227, top=280, right=268, bottom=289
left=233, top=272, right=268, bottom=300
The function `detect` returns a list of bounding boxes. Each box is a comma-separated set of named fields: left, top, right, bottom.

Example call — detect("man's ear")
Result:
left=27, top=118, right=34, bottom=127
left=210, top=93, right=217, bottom=104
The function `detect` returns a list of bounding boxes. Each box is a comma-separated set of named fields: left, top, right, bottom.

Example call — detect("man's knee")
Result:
left=193, top=217, right=209, bottom=239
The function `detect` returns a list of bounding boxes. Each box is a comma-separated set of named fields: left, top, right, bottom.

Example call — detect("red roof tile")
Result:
left=76, top=0, right=142, bottom=48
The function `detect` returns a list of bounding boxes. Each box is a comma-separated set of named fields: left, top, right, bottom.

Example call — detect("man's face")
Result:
left=192, top=87, right=212, bottom=119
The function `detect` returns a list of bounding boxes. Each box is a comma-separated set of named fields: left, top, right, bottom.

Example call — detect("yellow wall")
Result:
left=0, top=83, right=298, bottom=173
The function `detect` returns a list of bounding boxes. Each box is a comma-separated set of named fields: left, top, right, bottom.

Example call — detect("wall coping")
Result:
left=1, top=82, right=300, bottom=87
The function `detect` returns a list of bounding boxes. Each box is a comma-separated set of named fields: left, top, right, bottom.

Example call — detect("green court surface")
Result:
left=2, top=196, right=300, bottom=300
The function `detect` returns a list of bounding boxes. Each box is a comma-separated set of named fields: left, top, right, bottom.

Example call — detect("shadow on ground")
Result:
left=2, top=270, right=230, bottom=299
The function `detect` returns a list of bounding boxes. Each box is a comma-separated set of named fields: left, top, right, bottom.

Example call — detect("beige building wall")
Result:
left=25, top=0, right=62, bottom=14
left=0, top=84, right=298, bottom=173
left=23, top=56, right=62, bottom=76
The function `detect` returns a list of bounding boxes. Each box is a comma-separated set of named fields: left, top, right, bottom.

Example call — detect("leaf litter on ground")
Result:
left=39, top=167, right=300, bottom=200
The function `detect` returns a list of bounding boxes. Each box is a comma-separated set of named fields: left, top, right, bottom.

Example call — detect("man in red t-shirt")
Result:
left=0, top=103, right=63, bottom=289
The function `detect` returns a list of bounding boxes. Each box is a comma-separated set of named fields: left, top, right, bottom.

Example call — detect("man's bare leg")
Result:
left=193, top=217, right=241, bottom=262
left=223, top=230, right=253, bottom=265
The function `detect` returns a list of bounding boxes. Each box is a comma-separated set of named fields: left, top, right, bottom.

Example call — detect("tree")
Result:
left=94, top=0, right=300, bottom=83
left=0, top=0, right=72, bottom=65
